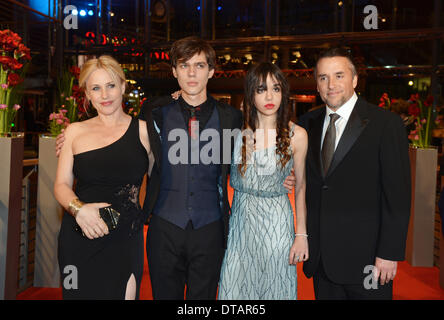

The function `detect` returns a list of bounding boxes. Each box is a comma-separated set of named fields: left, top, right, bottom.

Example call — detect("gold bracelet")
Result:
left=68, top=198, right=84, bottom=218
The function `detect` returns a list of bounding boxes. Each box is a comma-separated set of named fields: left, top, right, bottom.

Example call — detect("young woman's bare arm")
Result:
left=288, top=124, right=309, bottom=265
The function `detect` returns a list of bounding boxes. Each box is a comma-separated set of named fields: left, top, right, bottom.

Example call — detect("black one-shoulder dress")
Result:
left=58, top=118, right=148, bottom=299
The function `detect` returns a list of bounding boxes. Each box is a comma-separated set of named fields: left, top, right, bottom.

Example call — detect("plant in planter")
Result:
left=407, top=94, right=439, bottom=148
left=0, top=29, right=31, bottom=134
left=48, top=108, right=70, bottom=137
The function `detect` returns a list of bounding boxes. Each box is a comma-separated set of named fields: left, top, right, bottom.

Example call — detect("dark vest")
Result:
left=152, top=101, right=222, bottom=229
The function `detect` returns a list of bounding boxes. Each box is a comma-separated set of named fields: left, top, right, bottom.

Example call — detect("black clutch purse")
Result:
left=99, top=206, right=120, bottom=230
left=75, top=206, right=121, bottom=236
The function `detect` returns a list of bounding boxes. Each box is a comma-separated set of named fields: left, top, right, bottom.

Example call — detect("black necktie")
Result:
left=322, top=113, right=340, bottom=176
left=186, top=106, right=201, bottom=139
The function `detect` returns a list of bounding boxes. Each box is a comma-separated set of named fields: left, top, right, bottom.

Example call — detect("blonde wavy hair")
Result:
left=79, top=55, right=126, bottom=112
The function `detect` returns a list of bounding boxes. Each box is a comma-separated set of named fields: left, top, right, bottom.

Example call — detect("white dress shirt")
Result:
left=321, top=92, right=358, bottom=151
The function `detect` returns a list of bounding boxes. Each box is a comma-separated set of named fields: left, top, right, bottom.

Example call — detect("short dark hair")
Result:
left=314, top=47, right=357, bottom=78
left=170, top=36, right=216, bottom=70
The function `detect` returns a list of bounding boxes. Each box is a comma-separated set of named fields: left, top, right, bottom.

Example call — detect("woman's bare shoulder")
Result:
left=64, top=118, right=96, bottom=139
left=288, top=121, right=307, bottom=138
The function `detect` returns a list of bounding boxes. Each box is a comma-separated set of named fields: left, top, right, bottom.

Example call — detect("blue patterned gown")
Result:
left=218, top=132, right=297, bottom=300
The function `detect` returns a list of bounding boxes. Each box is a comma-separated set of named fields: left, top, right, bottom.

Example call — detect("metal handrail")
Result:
left=3, top=0, right=62, bottom=24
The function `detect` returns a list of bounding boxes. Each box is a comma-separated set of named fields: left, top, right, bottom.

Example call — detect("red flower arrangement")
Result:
left=0, top=29, right=22, bottom=52
left=69, top=66, right=80, bottom=79
left=407, top=93, right=420, bottom=117
left=7, top=72, right=23, bottom=86
left=53, top=63, right=88, bottom=131
left=378, top=93, right=391, bottom=110
left=0, top=29, right=31, bottom=134
left=378, top=92, right=438, bottom=148
left=407, top=93, right=438, bottom=148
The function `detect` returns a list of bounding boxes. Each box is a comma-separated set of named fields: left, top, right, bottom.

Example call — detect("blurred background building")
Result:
left=0, top=0, right=442, bottom=122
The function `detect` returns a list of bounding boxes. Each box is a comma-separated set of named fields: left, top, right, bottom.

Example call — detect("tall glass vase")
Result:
left=0, top=109, right=7, bottom=134
left=0, top=108, right=15, bottom=135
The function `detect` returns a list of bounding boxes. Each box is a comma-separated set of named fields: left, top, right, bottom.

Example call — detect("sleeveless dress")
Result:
left=218, top=129, right=297, bottom=300
left=57, top=118, right=148, bottom=299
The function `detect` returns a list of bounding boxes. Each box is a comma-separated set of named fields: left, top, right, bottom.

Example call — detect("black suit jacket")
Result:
left=298, top=97, right=411, bottom=284
left=139, top=95, right=243, bottom=247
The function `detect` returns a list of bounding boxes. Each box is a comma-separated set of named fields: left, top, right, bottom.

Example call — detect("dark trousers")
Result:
left=313, top=258, right=393, bottom=300
left=146, top=214, right=225, bottom=300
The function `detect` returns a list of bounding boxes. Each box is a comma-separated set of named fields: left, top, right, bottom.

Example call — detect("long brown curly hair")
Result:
left=238, top=62, right=292, bottom=176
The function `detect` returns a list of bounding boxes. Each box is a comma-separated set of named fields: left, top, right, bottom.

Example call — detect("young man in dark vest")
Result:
left=139, top=37, right=240, bottom=299
left=140, top=37, right=295, bottom=300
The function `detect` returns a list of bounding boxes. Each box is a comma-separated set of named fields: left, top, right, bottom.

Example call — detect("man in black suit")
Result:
left=299, top=48, right=411, bottom=300
left=140, top=37, right=295, bottom=300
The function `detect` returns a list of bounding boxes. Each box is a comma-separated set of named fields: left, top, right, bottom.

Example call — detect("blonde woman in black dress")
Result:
left=54, top=55, right=151, bottom=299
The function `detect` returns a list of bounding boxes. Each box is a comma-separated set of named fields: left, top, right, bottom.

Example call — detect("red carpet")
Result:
left=15, top=238, right=444, bottom=300
left=17, top=186, right=444, bottom=300
left=15, top=223, right=444, bottom=300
